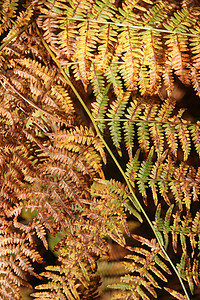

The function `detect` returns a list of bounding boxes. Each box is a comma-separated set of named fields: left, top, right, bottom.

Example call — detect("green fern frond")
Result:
left=107, top=92, right=130, bottom=155
left=95, top=98, right=200, bottom=161
left=90, top=64, right=110, bottom=133
left=154, top=205, right=200, bottom=294
left=154, top=205, right=200, bottom=257
left=137, top=147, right=154, bottom=205
left=126, top=149, right=200, bottom=208
left=105, top=64, right=124, bottom=99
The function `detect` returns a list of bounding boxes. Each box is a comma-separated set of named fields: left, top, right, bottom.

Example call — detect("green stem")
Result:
left=36, top=25, right=190, bottom=300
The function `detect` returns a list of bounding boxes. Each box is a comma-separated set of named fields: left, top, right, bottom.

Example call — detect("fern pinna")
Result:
left=0, top=0, right=200, bottom=299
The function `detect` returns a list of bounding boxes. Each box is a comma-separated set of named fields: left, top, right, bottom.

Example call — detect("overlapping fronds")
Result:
left=0, top=12, right=107, bottom=297
left=96, top=98, right=200, bottom=161
left=32, top=178, right=139, bottom=299
left=37, top=0, right=200, bottom=97
left=154, top=204, right=200, bottom=256
left=48, top=124, right=106, bottom=170
left=1, top=0, right=200, bottom=299
left=2, top=0, right=200, bottom=97
left=90, top=179, right=143, bottom=245
left=32, top=224, right=103, bottom=300
left=154, top=204, right=200, bottom=294
left=0, top=216, right=43, bottom=300
left=126, top=148, right=200, bottom=208
left=109, top=236, right=173, bottom=300
left=190, top=22, right=200, bottom=97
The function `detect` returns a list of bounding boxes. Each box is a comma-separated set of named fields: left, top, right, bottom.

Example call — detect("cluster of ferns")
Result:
left=0, top=0, right=200, bottom=299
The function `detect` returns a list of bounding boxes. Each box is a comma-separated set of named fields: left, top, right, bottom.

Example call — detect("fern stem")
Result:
left=36, top=25, right=190, bottom=300
left=95, top=118, right=188, bottom=125
left=38, top=14, right=198, bottom=37
left=66, top=17, right=197, bottom=37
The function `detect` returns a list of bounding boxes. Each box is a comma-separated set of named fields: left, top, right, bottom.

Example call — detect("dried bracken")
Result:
left=0, top=0, right=200, bottom=299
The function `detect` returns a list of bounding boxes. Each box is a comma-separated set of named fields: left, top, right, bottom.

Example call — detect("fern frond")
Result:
left=126, top=149, right=200, bottom=208
left=119, top=0, right=153, bottom=18
left=1, top=0, right=35, bottom=43
left=176, top=122, right=191, bottom=161
left=17, top=57, right=53, bottom=85
left=90, top=0, right=116, bottom=21
left=90, top=64, right=110, bottom=133
left=137, top=147, right=154, bottom=205
left=0, top=223, right=43, bottom=299
left=149, top=122, right=164, bottom=159
left=105, top=64, right=124, bottom=99
left=96, top=98, right=200, bottom=161
left=0, top=0, right=18, bottom=36
left=164, top=7, right=194, bottom=86
left=189, top=123, right=200, bottom=159
left=38, top=0, right=60, bottom=53
left=1, top=52, right=76, bottom=128
left=107, top=92, right=130, bottom=155
left=154, top=205, right=200, bottom=257
left=109, top=236, right=171, bottom=300
left=33, top=174, right=142, bottom=299
left=73, top=20, right=99, bottom=90
left=138, top=3, right=170, bottom=95
left=57, top=17, right=77, bottom=61
left=118, top=27, right=141, bottom=92
left=32, top=212, right=108, bottom=299
left=64, top=0, right=94, bottom=18
left=48, top=125, right=106, bottom=173
left=154, top=205, right=200, bottom=294
left=91, top=179, right=142, bottom=230
left=32, top=260, right=100, bottom=300
left=92, top=0, right=117, bottom=71
left=95, top=23, right=117, bottom=71
left=190, top=24, right=200, bottom=96
left=1, top=1, right=200, bottom=299
left=176, top=255, right=200, bottom=294
left=162, top=62, right=175, bottom=97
